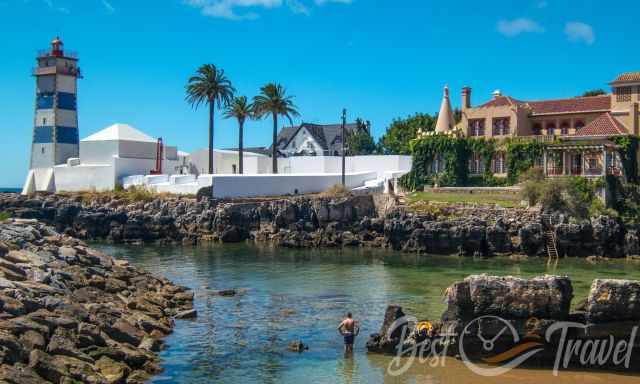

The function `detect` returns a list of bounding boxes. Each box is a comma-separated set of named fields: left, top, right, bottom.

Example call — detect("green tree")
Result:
left=252, top=83, right=300, bottom=173
left=581, top=89, right=607, bottom=97
left=224, top=96, right=254, bottom=174
left=379, top=113, right=436, bottom=154
left=185, top=64, right=235, bottom=174
left=346, top=130, right=377, bottom=155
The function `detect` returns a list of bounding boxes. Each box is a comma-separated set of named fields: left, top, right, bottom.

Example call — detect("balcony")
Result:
left=510, top=135, right=556, bottom=144
left=547, top=167, right=563, bottom=176
left=32, top=66, right=82, bottom=78
left=37, top=50, right=78, bottom=59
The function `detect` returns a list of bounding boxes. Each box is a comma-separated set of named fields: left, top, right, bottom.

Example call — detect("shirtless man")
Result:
left=337, top=312, right=358, bottom=354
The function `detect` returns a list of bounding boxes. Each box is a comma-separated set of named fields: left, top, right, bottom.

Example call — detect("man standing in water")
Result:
left=338, top=312, right=358, bottom=354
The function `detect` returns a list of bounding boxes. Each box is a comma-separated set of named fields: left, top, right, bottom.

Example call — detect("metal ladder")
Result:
left=542, top=214, right=559, bottom=259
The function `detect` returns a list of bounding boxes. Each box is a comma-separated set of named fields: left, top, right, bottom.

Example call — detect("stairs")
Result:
left=542, top=214, right=559, bottom=259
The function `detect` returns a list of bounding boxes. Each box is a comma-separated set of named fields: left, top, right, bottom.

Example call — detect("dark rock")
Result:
left=587, top=279, right=640, bottom=323
left=287, top=341, right=308, bottom=352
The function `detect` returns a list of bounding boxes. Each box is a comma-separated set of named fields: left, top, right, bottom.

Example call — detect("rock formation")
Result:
left=0, top=219, right=195, bottom=383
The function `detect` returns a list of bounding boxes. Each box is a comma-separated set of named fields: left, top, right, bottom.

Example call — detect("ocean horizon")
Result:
left=0, top=188, right=20, bottom=193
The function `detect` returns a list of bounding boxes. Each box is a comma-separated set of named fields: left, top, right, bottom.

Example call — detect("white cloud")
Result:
left=102, top=0, right=115, bottom=13
left=497, top=18, right=544, bottom=37
left=185, top=0, right=350, bottom=20
left=565, top=21, right=595, bottom=45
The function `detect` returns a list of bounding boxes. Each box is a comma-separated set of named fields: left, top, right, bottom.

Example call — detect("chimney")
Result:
left=462, top=86, right=472, bottom=110
left=493, top=89, right=502, bottom=99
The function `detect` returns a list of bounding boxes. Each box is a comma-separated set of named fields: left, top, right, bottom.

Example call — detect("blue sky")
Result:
left=0, top=0, right=638, bottom=187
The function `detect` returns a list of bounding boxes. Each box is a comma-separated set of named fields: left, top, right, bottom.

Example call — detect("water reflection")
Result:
left=93, top=242, right=640, bottom=383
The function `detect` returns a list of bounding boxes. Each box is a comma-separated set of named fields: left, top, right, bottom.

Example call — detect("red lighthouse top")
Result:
left=51, top=37, right=64, bottom=57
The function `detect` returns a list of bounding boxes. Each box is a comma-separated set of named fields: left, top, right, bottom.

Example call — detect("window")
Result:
left=616, top=87, right=632, bottom=102
left=492, top=118, right=510, bottom=136
left=232, top=165, right=237, bottom=174
left=492, top=153, right=506, bottom=174
left=469, top=119, right=485, bottom=137
left=560, top=121, right=570, bottom=135
left=575, top=120, right=585, bottom=131
left=468, top=153, right=484, bottom=175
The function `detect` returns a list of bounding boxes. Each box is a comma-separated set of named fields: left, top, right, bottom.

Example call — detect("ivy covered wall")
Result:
left=400, top=135, right=545, bottom=190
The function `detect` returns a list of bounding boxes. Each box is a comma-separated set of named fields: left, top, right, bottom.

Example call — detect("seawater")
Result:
left=94, top=243, right=640, bottom=384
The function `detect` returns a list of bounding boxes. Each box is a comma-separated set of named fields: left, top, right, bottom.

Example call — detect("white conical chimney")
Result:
left=435, top=85, right=455, bottom=133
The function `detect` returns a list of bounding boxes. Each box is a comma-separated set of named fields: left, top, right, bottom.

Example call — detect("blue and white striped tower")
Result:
left=30, top=37, right=82, bottom=169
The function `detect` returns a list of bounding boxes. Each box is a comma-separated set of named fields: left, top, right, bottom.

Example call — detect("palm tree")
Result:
left=185, top=64, right=235, bottom=174
left=224, top=96, right=254, bottom=174
left=252, top=83, right=299, bottom=173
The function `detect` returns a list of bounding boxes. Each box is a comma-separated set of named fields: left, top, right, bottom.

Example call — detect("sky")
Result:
left=0, top=0, right=638, bottom=187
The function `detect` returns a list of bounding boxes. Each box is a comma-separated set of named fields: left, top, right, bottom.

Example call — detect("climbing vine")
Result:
left=399, top=134, right=470, bottom=190
left=611, top=135, right=639, bottom=183
left=400, top=136, right=551, bottom=191
left=504, top=140, right=544, bottom=183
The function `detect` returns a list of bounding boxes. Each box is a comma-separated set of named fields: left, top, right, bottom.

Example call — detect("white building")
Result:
left=187, top=149, right=271, bottom=175
left=23, top=123, right=180, bottom=193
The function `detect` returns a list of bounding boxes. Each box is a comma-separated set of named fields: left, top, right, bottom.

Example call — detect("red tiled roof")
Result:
left=527, top=95, right=611, bottom=115
left=477, top=96, right=523, bottom=108
left=612, top=72, right=640, bottom=83
left=574, top=113, right=628, bottom=137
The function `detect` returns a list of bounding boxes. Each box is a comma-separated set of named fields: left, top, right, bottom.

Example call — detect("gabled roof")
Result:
left=477, top=96, right=524, bottom=109
left=527, top=95, right=611, bottom=115
left=277, top=122, right=364, bottom=151
left=574, top=113, right=628, bottom=137
left=82, top=123, right=156, bottom=143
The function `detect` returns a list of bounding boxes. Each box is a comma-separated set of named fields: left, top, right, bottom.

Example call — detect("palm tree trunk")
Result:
left=238, top=120, right=244, bottom=174
left=208, top=101, right=214, bottom=174
left=272, top=112, right=278, bottom=174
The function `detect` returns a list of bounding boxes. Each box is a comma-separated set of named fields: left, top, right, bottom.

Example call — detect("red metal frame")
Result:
left=150, top=138, right=164, bottom=175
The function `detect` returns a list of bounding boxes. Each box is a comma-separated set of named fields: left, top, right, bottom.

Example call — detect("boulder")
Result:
left=95, top=356, right=131, bottom=384
left=29, top=349, right=108, bottom=384
left=103, top=319, right=146, bottom=347
left=443, top=274, right=573, bottom=320
left=366, top=305, right=408, bottom=354
left=587, top=279, right=640, bottom=323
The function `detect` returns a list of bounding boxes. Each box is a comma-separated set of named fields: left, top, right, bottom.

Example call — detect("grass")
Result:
left=407, top=191, right=523, bottom=210
left=58, top=186, right=195, bottom=203
left=0, top=211, right=11, bottom=221
left=319, top=184, right=351, bottom=198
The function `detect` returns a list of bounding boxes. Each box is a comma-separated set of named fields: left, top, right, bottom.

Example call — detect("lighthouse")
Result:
left=30, top=37, right=82, bottom=169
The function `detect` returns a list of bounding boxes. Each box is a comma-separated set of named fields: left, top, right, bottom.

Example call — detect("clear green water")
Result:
left=93, top=243, right=640, bottom=384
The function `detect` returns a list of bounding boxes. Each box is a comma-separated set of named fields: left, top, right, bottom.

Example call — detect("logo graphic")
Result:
left=458, top=315, right=544, bottom=376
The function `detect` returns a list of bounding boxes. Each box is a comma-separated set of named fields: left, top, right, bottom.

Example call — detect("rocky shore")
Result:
left=1, top=192, right=639, bottom=257
left=367, top=274, right=640, bottom=371
left=0, top=219, right=195, bottom=383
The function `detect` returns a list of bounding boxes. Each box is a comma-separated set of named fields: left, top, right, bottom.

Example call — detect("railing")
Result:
left=511, top=135, right=556, bottom=144
left=547, top=167, right=563, bottom=176
left=584, top=168, right=604, bottom=176
left=37, top=49, right=78, bottom=59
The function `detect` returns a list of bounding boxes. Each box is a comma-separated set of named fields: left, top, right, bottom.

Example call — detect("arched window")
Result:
left=560, top=121, right=570, bottom=135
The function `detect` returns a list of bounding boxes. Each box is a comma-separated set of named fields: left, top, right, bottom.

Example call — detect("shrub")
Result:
left=321, top=184, right=351, bottom=198
left=518, top=167, right=545, bottom=206
left=0, top=211, right=11, bottom=221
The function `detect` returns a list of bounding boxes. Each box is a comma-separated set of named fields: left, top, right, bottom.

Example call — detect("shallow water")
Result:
left=94, top=243, right=640, bottom=383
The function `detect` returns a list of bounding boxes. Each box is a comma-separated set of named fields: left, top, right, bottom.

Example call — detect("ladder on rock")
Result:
left=542, top=214, right=559, bottom=260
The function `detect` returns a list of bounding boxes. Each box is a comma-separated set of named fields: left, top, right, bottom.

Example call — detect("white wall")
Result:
left=53, top=164, right=115, bottom=192
left=188, top=149, right=270, bottom=175
left=278, top=155, right=412, bottom=179
left=212, top=171, right=377, bottom=198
